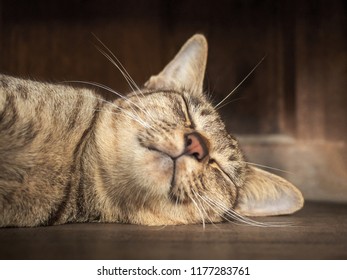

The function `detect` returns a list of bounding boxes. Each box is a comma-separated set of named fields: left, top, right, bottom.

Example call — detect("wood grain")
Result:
left=0, top=202, right=346, bottom=260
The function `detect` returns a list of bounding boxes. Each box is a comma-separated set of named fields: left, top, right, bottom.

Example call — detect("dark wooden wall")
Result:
left=0, top=0, right=346, bottom=201
left=1, top=0, right=346, bottom=138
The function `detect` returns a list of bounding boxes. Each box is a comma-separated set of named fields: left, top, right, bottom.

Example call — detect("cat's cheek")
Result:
left=137, top=151, right=174, bottom=194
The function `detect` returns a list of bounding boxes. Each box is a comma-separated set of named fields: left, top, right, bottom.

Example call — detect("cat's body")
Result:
left=0, top=35, right=304, bottom=227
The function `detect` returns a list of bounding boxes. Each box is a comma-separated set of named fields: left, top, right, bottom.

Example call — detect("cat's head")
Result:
left=99, top=34, right=304, bottom=225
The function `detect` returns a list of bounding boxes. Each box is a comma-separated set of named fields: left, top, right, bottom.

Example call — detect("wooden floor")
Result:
left=0, top=201, right=346, bottom=260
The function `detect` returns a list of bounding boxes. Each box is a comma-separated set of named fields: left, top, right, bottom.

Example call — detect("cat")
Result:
left=0, top=34, right=304, bottom=227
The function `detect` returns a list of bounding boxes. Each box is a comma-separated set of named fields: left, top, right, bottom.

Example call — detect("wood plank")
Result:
left=295, top=0, right=347, bottom=141
left=0, top=202, right=346, bottom=260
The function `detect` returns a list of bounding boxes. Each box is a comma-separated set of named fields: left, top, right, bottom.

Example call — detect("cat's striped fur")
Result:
left=0, top=34, right=304, bottom=227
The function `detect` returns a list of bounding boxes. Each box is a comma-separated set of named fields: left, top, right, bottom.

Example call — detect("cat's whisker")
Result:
left=66, top=92, right=150, bottom=128
left=168, top=192, right=180, bottom=217
left=153, top=225, right=169, bottom=231
left=213, top=97, right=246, bottom=110
left=201, top=195, right=248, bottom=223
left=201, top=195, right=271, bottom=227
left=93, top=45, right=141, bottom=95
left=196, top=193, right=243, bottom=225
left=214, top=55, right=266, bottom=110
left=78, top=94, right=151, bottom=129
left=194, top=193, right=236, bottom=226
left=191, top=189, right=211, bottom=223
left=90, top=108, right=151, bottom=129
left=225, top=208, right=291, bottom=227
left=64, top=80, right=157, bottom=130
left=78, top=93, right=151, bottom=128
left=190, top=178, right=230, bottom=221
left=65, top=80, right=148, bottom=119
left=91, top=36, right=156, bottom=122
left=245, top=161, right=294, bottom=175
left=175, top=195, right=179, bottom=209
left=191, top=176, right=221, bottom=227
left=95, top=53, right=156, bottom=122
left=191, top=189, right=220, bottom=228
left=92, top=34, right=144, bottom=95
left=188, top=193, right=206, bottom=229
left=205, top=195, right=289, bottom=227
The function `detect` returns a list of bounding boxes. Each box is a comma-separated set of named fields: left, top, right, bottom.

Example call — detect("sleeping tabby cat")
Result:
left=0, top=34, right=303, bottom=227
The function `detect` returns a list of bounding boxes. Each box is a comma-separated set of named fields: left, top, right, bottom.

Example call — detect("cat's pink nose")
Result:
left=185, top=132, right=208, bottom=161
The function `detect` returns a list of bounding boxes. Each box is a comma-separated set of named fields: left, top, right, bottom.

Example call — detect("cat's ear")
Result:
left=235, top=166, right=304, bottom=216
left=145, top=34, right=207, bottom=93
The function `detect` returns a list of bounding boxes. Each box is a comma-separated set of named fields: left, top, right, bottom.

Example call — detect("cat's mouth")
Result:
left=145, top=145, right=205, bottom=203
left=138, top=135, right=210, bottom=202
left=142, top=145, right=180, bottom=191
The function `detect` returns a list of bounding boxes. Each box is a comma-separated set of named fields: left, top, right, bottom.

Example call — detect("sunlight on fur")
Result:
left=0, top=34, right=304, bottom=227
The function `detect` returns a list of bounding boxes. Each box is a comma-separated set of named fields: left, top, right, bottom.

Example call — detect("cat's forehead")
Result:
left=128, top=89, right=184, bottom=106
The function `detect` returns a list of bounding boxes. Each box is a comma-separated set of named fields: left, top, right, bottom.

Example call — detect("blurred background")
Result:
left=0, top=0, right=346, bottom=202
